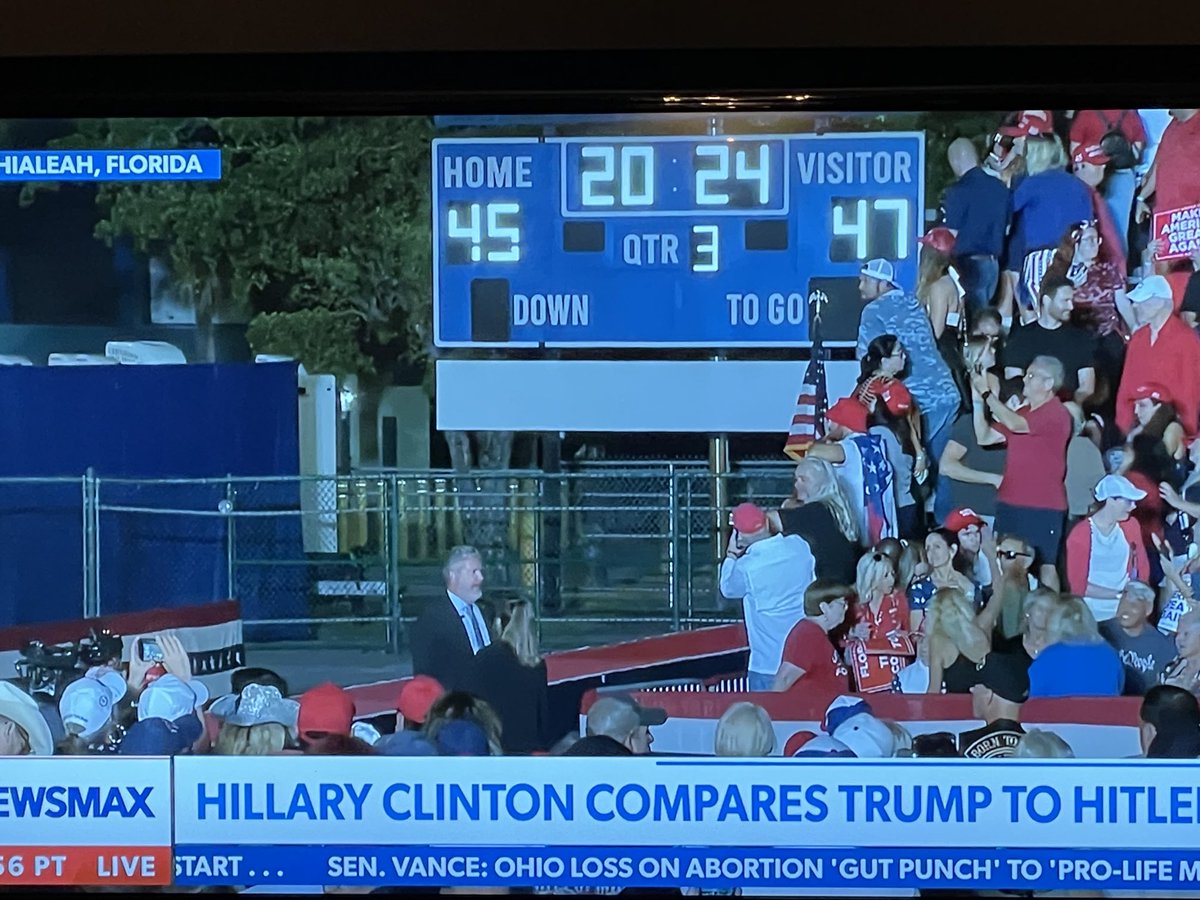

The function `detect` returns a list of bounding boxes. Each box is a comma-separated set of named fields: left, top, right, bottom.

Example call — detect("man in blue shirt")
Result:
left=943, top=137, right=1012, bottom=316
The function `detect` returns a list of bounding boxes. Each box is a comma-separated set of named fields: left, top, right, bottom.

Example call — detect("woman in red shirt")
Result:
left=850, top=549, right=910, bottom=643
left=848, top=550, right=914, bottom=692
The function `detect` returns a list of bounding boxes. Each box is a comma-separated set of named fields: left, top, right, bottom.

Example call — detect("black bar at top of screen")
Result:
left=0, top=47, right=1196, bottom=115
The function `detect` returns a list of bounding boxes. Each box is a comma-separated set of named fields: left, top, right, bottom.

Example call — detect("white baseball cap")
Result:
left=860, top=258, right=898, bottom=287
left=1127, top=275, right=1173, bottom=304
left=59, top=668, right=128, bottom=741
left=137, top=674, right=209, bottom=722
left=1094, top=474, right=1148, bottom=503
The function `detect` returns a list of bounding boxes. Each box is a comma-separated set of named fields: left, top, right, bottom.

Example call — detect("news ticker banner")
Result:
left=0, top=149, right=221, bottom=181
left=8, top=756, right=1200, bottom=890
left=171, top=756, right=1200, bottom=891
left=0, top=757, right=172, bottom=886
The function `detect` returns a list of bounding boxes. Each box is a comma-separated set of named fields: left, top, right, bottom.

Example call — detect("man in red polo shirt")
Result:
left=1115, top=275, right=1200, bottom=439
left=970, top=355, right=1072, bottom=592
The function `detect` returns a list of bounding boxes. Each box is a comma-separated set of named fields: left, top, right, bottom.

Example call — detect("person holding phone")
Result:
left=720, top=502, right=816, bottom=692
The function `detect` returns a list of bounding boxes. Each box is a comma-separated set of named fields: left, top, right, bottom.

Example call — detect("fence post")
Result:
left=224, top=475, right=236, bottom=602
left=386, top=474, right=402, bottom=656
left=82, top=469, right=96, bottom=619
left=668, top=463, right=680, bottom=633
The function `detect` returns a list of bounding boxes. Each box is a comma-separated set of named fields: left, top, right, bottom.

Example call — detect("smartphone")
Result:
left=138, top=637, right=164, bottom=663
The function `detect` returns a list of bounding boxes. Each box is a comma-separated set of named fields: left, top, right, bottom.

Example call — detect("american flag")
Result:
left=783, top=291, right=829, bottom=461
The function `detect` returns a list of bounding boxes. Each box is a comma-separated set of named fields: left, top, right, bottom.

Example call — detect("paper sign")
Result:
left=1153, top=204, right=1200, bottom=261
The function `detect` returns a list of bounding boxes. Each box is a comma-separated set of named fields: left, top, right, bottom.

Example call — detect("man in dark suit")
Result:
left=410, top=545, right=492, bottom=690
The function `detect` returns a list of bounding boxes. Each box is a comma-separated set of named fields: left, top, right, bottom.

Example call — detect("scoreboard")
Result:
left=432, top=132, right=925, bottom=347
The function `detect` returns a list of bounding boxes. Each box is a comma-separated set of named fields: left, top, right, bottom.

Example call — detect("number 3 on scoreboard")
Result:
left=691, top=225, right=719, bottom=272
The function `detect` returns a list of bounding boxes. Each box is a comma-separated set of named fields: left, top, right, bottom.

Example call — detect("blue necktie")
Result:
left=466, top=606, right=486, bottom=651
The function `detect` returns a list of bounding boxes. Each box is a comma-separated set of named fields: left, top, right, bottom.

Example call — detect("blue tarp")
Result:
left=0, top=362, right=308, bottom=636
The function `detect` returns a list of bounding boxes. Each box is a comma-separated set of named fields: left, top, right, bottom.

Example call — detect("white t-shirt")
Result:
left=719, top=534, right=815, bottom=676
left=1086, top=520, right=1131, bottom=622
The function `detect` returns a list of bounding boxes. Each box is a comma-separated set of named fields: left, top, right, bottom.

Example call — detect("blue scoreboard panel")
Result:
left=432, top=132, right=925, bottom=347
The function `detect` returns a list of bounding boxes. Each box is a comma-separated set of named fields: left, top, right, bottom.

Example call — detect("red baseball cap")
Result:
left=784, top=730, right=818, bottom=757
left=917, top=227, right=956, bottom=256
left=944, top=507, right=985, bottom=532
left=826, top=397, right=868, bottom=434
left=1072, top=144, right=1111, bottom=168
left=297, top=682, right=356, bottom=738
left=999, top=110, right=1054, bottom=138
left=879, top=380, right=913, bottom=415
left=731, top=502, right=767, bottom=534
left=397, top=675, right=444, bottom=725
left=1132, top=383, right=1173, bottom=404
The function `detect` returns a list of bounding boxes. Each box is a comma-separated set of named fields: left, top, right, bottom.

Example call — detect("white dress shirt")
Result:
left=719, top=533, right=815, bottom=677
left=448, top=591, right=491, bottom=653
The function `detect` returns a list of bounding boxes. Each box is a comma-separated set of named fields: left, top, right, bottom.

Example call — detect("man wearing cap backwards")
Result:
left=1116, top=275, right=1200, bottom=439
left=808, top=396, right=897, bottom=544
left=720, top=502, right=815, bottom=691
left=856, top=257, right=961, bottom=472
left=970, top=355, right=1072, bottom=592
left=1100, top=581, right=1177, bottom=696
left=957, top=651, right=1029, bottom=759
left=585, top=693, right=666, bottom=755
left=1065, top=474, right=1153, bottom=623
left=943, top=137, right=1012, bottom=312
left=1003, top=274, right=1096, bottom=406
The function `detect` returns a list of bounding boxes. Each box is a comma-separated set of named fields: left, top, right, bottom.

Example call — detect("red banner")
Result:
left=1153, top=203, right=1200, bottom=261
left=0, top=846, right=171, bottom=886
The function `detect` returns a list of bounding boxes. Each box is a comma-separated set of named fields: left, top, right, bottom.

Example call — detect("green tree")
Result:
left=20, top=116, right=434, bottom=370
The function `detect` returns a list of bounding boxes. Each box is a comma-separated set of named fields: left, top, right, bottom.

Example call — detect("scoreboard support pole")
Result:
left=709, top=427, right=730, bottom=609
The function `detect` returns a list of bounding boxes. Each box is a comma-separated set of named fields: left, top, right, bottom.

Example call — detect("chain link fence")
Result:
left=6, top=464, right=800, bottom=651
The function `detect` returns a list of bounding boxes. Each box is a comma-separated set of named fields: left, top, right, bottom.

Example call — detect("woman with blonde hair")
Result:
left=1028, top=595, right=1124, bottom=697
left=768, top=456, right=858, bottom=582
left=1012, top=129, right=1094, bottom=317
left=846, top=550, right=914, bottom=692
left=924, top=587, right=991, bottom=694
left=463, top=599, right=550, bottom=753
left=213, top=683, right=299, bottom=756
left=713, top=702, right=775, bottom=757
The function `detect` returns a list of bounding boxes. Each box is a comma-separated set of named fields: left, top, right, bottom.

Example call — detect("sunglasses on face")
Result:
left=998, top=549, right=1031, bottom=560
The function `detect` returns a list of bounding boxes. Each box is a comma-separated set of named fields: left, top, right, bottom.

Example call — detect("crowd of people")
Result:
left=722, top=107, right=1200, bottom=757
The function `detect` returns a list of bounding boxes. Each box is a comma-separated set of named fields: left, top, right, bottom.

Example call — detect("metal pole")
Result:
left=81, top=470, right=94, bottom=619
left=532, top=478, right=543, bottom=646
left=668, top=463, right=680, bottom=633
left=709, top=429, right=730, bottom=571
left=385, top=475, right=401, bottom=656
left=225, top=475, right=236, bottom=602
left=684, top=472, right=694, bottom=624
